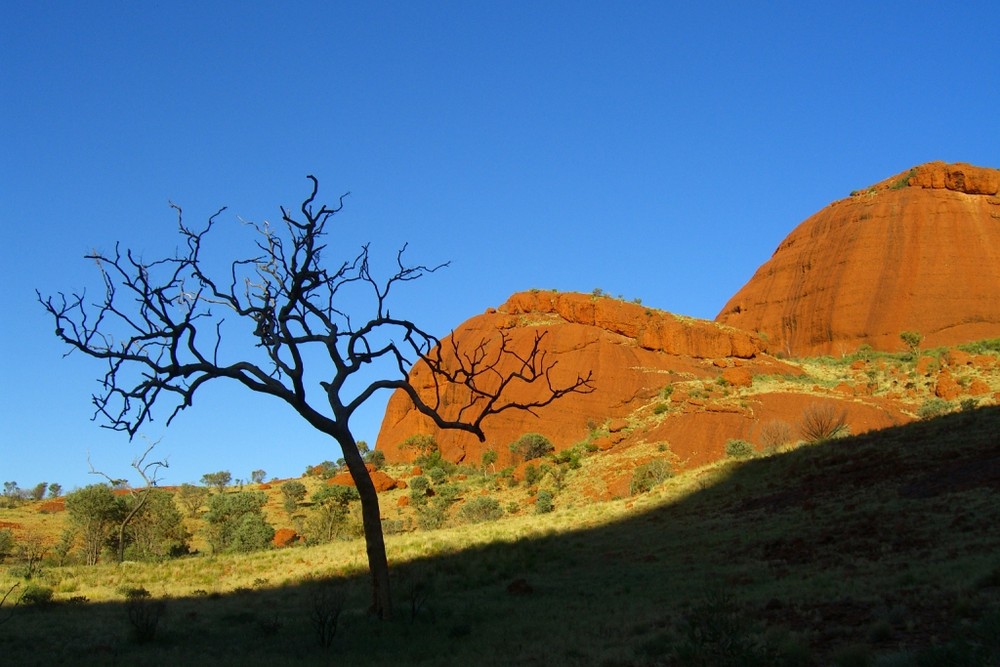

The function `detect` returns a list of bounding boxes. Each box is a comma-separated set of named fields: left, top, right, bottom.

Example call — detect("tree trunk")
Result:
left=338, top=433, right=392, bottom=619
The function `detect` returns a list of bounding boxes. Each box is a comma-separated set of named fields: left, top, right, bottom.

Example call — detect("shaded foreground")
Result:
left=3, top=407, right=999, bottom=665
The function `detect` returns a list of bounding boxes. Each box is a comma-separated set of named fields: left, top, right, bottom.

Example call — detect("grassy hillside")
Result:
left=3, top=404, right=999, bottom=665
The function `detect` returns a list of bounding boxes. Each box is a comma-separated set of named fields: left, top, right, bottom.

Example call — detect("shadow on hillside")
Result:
left=4, top=407, right=1000, bottom=666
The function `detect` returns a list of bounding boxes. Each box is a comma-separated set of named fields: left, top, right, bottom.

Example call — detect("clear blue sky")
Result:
left=2, top=2, right=997, bottom=492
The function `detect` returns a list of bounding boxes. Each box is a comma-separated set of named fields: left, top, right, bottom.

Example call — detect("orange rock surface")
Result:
left=717, top=162, right=1000, bottom=357
left=376, top=290, right=796, bottom=466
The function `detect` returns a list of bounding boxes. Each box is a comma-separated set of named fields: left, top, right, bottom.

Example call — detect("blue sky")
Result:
left=2, top=2, right=997, bottom=492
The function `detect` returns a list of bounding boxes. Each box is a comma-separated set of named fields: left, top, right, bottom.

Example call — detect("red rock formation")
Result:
left=717, top=162, right=1000, bottom=357
left=376, top=290, right=796, bottom=466
left=272, top=528, right=299, bottom=548
left=327, top=468, right=401, bottom=492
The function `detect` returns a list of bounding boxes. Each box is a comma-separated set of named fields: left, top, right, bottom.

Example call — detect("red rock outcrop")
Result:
left=717, top=162, right=1000, bottom=357
left=376, top=290, right=796, bottom=466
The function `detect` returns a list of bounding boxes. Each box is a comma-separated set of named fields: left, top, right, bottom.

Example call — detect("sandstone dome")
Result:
left=716, top=162, right=1000, bottom=357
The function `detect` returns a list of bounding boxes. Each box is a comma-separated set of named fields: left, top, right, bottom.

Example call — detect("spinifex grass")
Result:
left=3, top=406, right=1000, bottom=665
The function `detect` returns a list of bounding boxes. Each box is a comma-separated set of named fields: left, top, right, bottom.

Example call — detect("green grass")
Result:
left=3, top=406, right=1000, bottom=665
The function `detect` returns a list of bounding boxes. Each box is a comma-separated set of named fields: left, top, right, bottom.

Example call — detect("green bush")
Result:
left=630, top=460, right=674, bottom=495
left=725, top=439, right=755, bottom=459
left=524, top=464, right=542, bottom=486
left=409, top=476, right=430, bottom=505
left=509, top=433, right=554, bottom=461
left=20, top=584, right=53, bottom=606
left=535, top=490, right=554, bottom=514
left=427, top=466, right=447, bottom=485
left=364, top=449, right=386, bottom=469
left=459, top=497, right=503, bottom=523
left=653, top=403, right=670, bottom=415
left=0, top=528, right=13, bottom=563
left=203, top=491, right=274, bottom=553
left=918, top=398, right=952, bottom=419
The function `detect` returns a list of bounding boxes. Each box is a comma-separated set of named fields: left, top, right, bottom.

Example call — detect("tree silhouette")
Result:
left=39, top=176, right=592, bottom=618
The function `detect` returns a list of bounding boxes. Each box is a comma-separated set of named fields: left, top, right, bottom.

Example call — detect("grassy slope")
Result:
left=3, top=405, right=999, bottom=666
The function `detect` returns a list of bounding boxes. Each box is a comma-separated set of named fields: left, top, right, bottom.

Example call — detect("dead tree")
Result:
left=39, top=176, right=592, bottom=618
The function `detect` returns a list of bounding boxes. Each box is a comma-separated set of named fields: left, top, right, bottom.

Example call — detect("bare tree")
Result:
left=39, top=177, right=592, bottom=618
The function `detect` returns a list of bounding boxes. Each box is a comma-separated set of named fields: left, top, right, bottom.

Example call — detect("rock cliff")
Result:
left=716, top=161, right=1000, bottom=357
left=376, top=290, right=801, bottom=468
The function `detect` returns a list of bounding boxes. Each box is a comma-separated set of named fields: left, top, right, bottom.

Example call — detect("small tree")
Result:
left=0, top=529, right=14, bottom=563
left=176, top=483, right=210, bottom=518
left=65, top=484, right=124, bottom=566
left=203, top=491, right=274, bottom=553
left=509, top=433, right=555, bottom=462
left=280, top=480, right=308, bottom=518
left=900, top=331, right=923, bottom=357
left=88, top=441, right=169, bottom=563
left=201, top=471, right=232, bottom=494
left=724, top=439, right=755, bottom=459
left=40, top=177, right=592, bottom=618
left=250, top=469, right=267, bottom=485
left=124, top=490, right=190, bottom=560
left=308, top=485, right=360, bottom=543
left=481, top=448, right=498, bottom=474
left=28, top=482, right=48, bottom=502
left=47, top=483, right=62, bottom=499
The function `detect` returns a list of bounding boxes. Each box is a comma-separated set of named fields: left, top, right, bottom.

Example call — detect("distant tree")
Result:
left=203, top=491, right=274, bottom=553
left=176, top=483, right=210, bottom=518
left=900, top=331, right=923, bottom=356
left=124, top=490, right=190, bottom=560
left=280, top=480, right=308, bottom=518
left=88, top=442, right=169, bottom=563
left=1, top=482, right=24, bottom=508
left=65, top=484, right=124, bottom=566
left=481, top=448, right=498, bottom=473
left=39, top=177, right=592, bottom=618
left=356, top=440, right=370, bottom=455
left=47, top=483, right=62, bottom=499
left=250, top=469, right=267, bottom=485
left=364, top=449, right=386, bottom=469
left=28, top=482, right=48, bottom=502
left=0, top=529, right=14, bottom=563
left=201, top=471, right=232, bottom=494
left=308, top=485, right=360, bottom=543
left=509, top=433, right=554, bottom=462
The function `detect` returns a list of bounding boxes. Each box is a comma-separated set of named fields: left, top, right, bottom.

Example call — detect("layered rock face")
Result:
left=375, top=290, right=782, bottom=466
left=717, top=162, right=1000, bottom=357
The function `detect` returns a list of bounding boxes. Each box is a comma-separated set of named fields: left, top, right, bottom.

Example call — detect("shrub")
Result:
left=280, top=480, right=307, bottom=517
left=630, top=460, right=674, bottom=494
left=19, top=584, right=53, bottom=606
left=427, top=466, right=447, bottom=485
left=203, top=491, right=274, bottom=553
left=509, top=433, right=554, bottom=461
left=918, top=398, right=952, bottom=419
left=125, top=587, right=164, bottom=643
left=653, top=402, right=670, bottom=415
left=409, top=476, right=430, bottom=505
left=535, top=490, right=554, bottom=514
left=900, top=330, right=923, bottom=356
left=799, top=403, right=849, bottom=443
left=759, top=420, right=793, bottom=449
left=725, top=439, right=755, bottom=459
left=0, top=529, right=13, bottom=563
left=364, top=449, right=386, bottom=469
left=459, top=497, right=503, bottom=523
left=524, top=464, right=542, bottom=487
left=308, top=485, right=360, bottom=543
left=176, top=483, right=210, bottom=518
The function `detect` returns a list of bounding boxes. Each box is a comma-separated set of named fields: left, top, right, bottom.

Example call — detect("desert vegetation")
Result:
left=2, top=405, right=999, bottom=665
